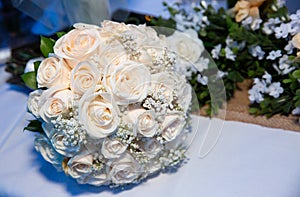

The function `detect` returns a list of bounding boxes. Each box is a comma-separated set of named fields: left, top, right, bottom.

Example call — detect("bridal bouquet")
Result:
left=23, top=21, right=196, bottom=186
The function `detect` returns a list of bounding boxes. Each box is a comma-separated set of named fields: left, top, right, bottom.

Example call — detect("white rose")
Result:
left=151, top=72, right=192, bottom=112
left=66, top=151, right=109, bottom=186
left=130, top=109, right=158, bottom=137
left=54, top=25, right=102, bottom=66
left=34, top=133, right=63, bottom=170
left=27, top=89, right=43, bottom=118
left=78, top=87, right=120, bottom=139
left=37, top=56, right=71, bottom=88
left=38, top=87, right=73, bottom=123
left=167, top=29, right=204, bottom=63
left=98, top=40, right=129, bottom=69
left=101, top=138, right=127, bottom=159
left=139, top=138, right=161, bottom=159
left=108, top=154, right=141, bottom=185
left=70, top=61, right=101, bottom=96
left=100, top=20, right=129, bottom=38
left=66, top=152, right=93, bottom=179
left=161, top=113, right=186, bottom=142
left=103, top=61, right=151, bottom=105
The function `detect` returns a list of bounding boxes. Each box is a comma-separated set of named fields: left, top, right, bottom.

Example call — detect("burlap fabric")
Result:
left=201, top=80, right=300, bottom=132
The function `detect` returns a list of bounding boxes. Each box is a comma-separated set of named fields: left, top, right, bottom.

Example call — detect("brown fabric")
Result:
left=201, top=80, right=300, bottom=132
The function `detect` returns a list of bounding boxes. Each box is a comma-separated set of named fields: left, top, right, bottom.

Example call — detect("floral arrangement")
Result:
left=151, top=0, right=300, bottom=118
left=22, top=21, right=199, bottom=186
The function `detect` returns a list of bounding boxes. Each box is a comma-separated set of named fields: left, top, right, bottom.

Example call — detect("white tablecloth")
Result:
left=1, top=65, right=300, bottom=197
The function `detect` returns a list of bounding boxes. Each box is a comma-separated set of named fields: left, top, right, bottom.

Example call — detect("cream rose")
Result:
left=161, top=113, right=186, bottom=142
left=37, top=56, right=71, bottom=88
left=38, top=87, right=72, bottom=123
left=134, top=110, right=158, bottom=137
left=27, top=89, right=43, bottom=118
left=71, top=61, right=101, bottom=96
left=103, top=61, right=151, bottom=105
left=108, top=154, right=141, bottom=185
left=151, top=72, right=192, bottom=112
left=167, top=29, right=204, bottom=63
left=54, top=25, right=102, bottom=64
left=34, top=133, right=63, bottom=170
left=102, top=138, right=127, bottom=159
left=78, top=87, right=120, bottom=139
left=139, top=138, right=161, bottom=159
left=100, top=20, right=129, bottom=38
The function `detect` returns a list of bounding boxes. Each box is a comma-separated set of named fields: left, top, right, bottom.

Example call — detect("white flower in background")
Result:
left=267, top=82, right=284, bottom=98
left=34, top=133, right=63, bottom=170
left=37, top=56, right=71, bottom=89
left=284, top=40, right=295, bottom=54
left=225, top=46, right=236, bottom=61
left=292, top=107, right=300, bottom=115
left=242, top=16, right=253, bottom=26
left=288, top=20, right=300, bottom=36
left=262, top=71, right=272, bottom=84
left=276, top=0, right=286, bottom=8
left=102, top=138, right=127, bottom=159
left=278, top=55, right=296, bottom=75
left=108, top=154, right=141, bottom=185
left=211, top=44, right=222, bottom=59
left=262, top=17, right=281, bottom=35
left=249, top=45, right=265, bottom=60
left=248, top=88, right=264, bottom=103
left=196, top=74, right=208, bottom=85
left=251, top=18, right=263, bottom=31
left=194, top=57, right=209, bottom=72
left=167, top=29, right=204, bottom=64
left=27, top=89, right=43, bottom=118
left=78, top=87, right=120, bottom=139
left=103, top=61, right=151, bottom=105
left=216, top=70, right=228, bottom=79
left=266, top=50, right=282, bottom=60
left=70, top=61, right=101, bottom=96
left=274, top=23, right=289, bottom=39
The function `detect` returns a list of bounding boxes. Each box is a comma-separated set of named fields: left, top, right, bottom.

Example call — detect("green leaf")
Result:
left=227, top=70, right=244, bottom=82
left=56, top=31, right=66, bottom=38
left=34, top=61, right=41, bottom=75
left=21, top=71, right=37, bottom=90
left=249, top=107, right=258, bottom=114
left=292, top=70, right=300, bottom=79
left=40, top=36, right=55, bottom=57
left=24, top=120, right=44, bottom=133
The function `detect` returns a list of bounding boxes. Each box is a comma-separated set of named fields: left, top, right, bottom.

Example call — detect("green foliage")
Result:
left=24, top=119, right=44, bottom=133
left=21, top=71, right=37, bottom=90
left=40, top=36, right=55, bottom=57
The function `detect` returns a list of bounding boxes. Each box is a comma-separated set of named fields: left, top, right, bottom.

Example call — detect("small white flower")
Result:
left=274, top=23, right=289, bottom=39
left=251, top=18, right=263, bottom=31
left=249, top=45, right=265, bottom=60
left=292, top=107, right=300, bottom=115
left=276, top=0, right=286, bottom=8
left=211, top=44, right=222, bottom=59
left=288, top=20, right=300, bottom=36
left=225, top=46, right=236, bottom=61
left=284, top=40, right=295, bottom=54
left=242, top=17, right=253, bottom=27
left=262, top=17, right=281, bottom=35
left=278, top=55, right=296, bottom=75
left=262, top=71, right=272, bottom=84
left=194, top=57, right=209, bottom=72
left=248, top=88, right=264, bottom=103
left=196, top=74, right=208, bottom=85
left=267, top=82, right=284, bottom=98
left=253, top=78, right=268, bottom=93
left=266, top=50, right=282, bottom=60
left=216, top=70, right=228, bottom=79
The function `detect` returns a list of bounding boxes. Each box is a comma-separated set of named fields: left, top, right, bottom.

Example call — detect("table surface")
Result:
left=1, top=1, right=300, bottom=196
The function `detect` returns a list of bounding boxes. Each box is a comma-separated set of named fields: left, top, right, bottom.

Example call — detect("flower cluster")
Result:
left=25, top=21, right=195, bottom=187
left=152, top=0, right=300, bottom=117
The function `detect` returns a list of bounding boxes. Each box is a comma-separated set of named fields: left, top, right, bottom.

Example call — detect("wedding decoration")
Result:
left=152, top=0, right=300, bottom=118
left=22, top=21, right=200, bottom=187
